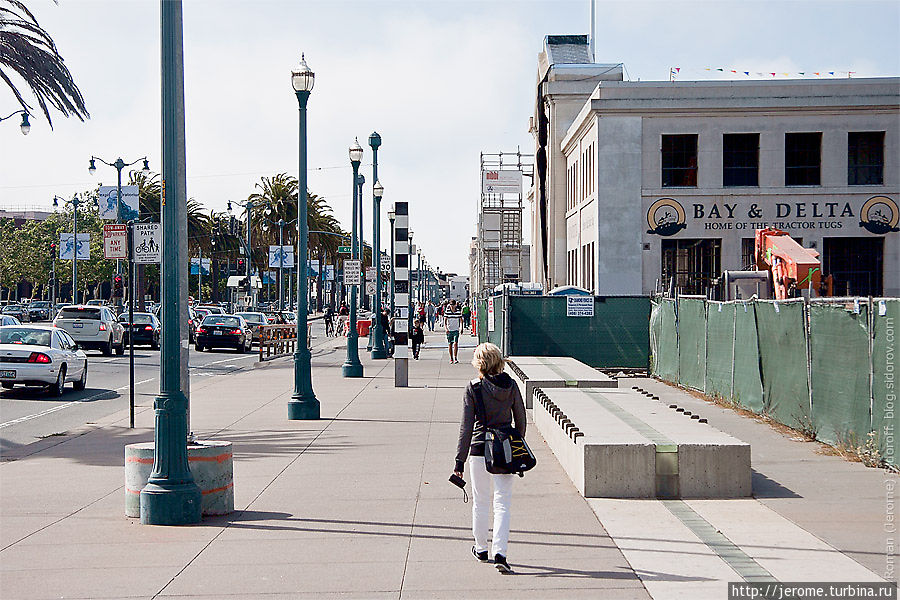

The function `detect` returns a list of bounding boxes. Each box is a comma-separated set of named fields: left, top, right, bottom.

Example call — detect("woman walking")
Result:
left=453, top=342, right=526, bottom=573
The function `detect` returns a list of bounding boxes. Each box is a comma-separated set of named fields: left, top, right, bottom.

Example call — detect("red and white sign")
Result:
left=482, top=169, right=522, bottom=195
left=103, top=224, right=127, bottom=259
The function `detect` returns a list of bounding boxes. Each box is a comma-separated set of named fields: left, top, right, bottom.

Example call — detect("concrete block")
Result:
left=125, top=440, right=234, bottom=518
left=533, top=387, right=750, bottom=499
left=507, top=356, right=617, bottom=408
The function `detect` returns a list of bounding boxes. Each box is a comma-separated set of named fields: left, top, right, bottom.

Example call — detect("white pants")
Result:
left=468, top=455, right=514, bottom=557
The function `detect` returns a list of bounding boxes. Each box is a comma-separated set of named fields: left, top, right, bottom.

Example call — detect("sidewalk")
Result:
left=0, top=331, right=647, bottom=599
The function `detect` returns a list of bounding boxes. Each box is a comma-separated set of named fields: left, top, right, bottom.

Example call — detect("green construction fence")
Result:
left=476, top=295, right=650, bottom=369
left=650, top=296, right=899, bottom=465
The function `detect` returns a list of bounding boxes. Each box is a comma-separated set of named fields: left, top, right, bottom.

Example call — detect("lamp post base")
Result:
left=341, top=362, right=364, bottom=377
left=371, top=347, right=387, bottom=359
left=287, top=398, right=320, bottom=420
left=139, top=481, right=202, bottom=525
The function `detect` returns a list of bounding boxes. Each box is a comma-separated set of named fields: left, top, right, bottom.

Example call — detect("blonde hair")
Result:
left=472, top=342, right=505, bottom=376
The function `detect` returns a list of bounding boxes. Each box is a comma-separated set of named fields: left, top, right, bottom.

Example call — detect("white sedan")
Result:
left=0, top=325, right=88, bottom=396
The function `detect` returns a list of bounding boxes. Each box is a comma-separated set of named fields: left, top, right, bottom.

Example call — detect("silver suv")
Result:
left=53, top=305, right=125, bottom=356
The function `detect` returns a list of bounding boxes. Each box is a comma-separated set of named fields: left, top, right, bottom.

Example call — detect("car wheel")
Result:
left=195, top=343, right=204, bottom=352
left=102, top=339, right=113, bottom=356
left=116, top=341, right=125, bottom=356
left=73, top=362, right=87, bottom=391
left=235, top=340, right=244, bottom=354
left=1, top=382, right=13, bottom=390
left=49, top=366, right=66, bottom=397
left=151, top=337, right=159, bottom=350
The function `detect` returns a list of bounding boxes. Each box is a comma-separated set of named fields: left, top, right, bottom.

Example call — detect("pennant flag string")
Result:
left=675, top=66, right=856, bottom=81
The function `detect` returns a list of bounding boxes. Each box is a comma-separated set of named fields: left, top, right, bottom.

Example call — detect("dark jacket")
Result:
left=454, top=372, right=526, bottom=473
left=412, top=325, right=425, bottom=343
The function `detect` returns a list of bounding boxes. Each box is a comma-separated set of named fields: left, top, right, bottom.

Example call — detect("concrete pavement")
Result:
left=0, top=329, right=895, bottom=599
left=0, top=331, right=646, bottom=599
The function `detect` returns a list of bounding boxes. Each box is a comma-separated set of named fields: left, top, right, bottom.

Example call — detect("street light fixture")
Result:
left=288, top=53, right=319, bottom=419
left=369, top=131, right=387, bottom=359
left=52, top=194, right=93, bottom=304
left=1, top=110, right=30, bottom=135
left=342, top=138, right=364, bottom=378
left=88, top=154, right=150, bottom=309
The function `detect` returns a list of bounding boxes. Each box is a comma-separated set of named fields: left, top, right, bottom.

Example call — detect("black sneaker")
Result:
left=494, top=554, right=512, bottom=573
left=472, top=546, right=489, bottom=562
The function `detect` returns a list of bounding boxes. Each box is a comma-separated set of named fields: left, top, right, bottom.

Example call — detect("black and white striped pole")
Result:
left=393, top=201, right=410, bottom=387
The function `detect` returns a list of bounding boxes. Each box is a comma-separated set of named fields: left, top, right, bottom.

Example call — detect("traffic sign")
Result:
left=338, top=246, right=352, bottom=254
left=381, top=254, right=391, bottom=272
left=343, top=259, right=361, bottom=285
left=133, top=223, right=161, bottom=264
left=365, top=281, right=376, bottom=295
left=366, top=266, right=377, bottom=281
left=103, top=224, right=127, bottom=259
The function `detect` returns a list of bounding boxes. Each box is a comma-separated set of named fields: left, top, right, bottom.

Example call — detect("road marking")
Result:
left=0, top=390, right=115, bottom=429
left=115, top=378, right=155, bottom=391
left=194, top=355, right=256, bottom=367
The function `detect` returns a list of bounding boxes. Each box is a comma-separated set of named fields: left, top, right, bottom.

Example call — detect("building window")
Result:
left=662, top=134, right=698, bottom=187
left=661, top=239, right=721, bottom=296
left=723, top=133, right=759, bottom=187
left=741, top=238, right=756, bottom=270
left=848, top=131, right=884, bottom=185
left=785, top=132, right=821, bottom=186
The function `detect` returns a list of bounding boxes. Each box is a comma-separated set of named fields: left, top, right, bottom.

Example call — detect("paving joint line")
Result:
left=152, top=347, right=390, bottom=599
left=399, top=354, right=443, bottom=598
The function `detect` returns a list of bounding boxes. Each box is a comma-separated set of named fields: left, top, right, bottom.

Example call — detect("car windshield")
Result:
left=237, top=313, right=265, bottom=324
left=120, top=314, right=154, bottom=324
left=1, top=306, right=22, bottom=314
left=202, top=316, right=240, bottom=328
left=29, top=302, right=50, bottom=308
left=59, top=307, right=101, bottom=320
left=0, top=327, right=52, bottom=346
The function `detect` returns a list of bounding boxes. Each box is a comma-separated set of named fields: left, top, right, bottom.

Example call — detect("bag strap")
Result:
left=471, top=380, right=487, bottom=427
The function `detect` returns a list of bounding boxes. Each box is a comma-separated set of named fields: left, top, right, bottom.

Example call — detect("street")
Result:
left=0, top=321, right=329, bottom=456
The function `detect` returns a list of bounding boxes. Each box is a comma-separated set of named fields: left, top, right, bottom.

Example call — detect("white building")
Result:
left=532, top=35, right=900, bottom=297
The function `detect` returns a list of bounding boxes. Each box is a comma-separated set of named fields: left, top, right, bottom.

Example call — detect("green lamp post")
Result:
left=288, top=54, right=320, bottom=419
left=342, top=138, right=364, bottom=377
left=140, top=0, right=202, bottom=525
left=369, top=132, right=387, bottom=359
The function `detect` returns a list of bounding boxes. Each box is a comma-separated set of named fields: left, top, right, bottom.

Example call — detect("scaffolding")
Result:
left=476, top=151, right=533, bottom=298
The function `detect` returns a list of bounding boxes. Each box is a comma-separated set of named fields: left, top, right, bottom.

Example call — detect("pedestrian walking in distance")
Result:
left=454, top=342, right=526, bottom=574
left=444, top=300, right=462, bottom=363
left=411, top=319, right=425, bottom=359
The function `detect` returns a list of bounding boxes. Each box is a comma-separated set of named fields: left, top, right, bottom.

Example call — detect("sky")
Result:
left=2, top=0, right=899, bottom=275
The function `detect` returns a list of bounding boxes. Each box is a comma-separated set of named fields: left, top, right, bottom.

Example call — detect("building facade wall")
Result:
left=559, top=78, right=900, bottom=297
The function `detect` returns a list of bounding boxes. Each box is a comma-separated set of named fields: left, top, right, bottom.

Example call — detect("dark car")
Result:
left=119, top=312, right=161, bottom=349
left=27, top=301, right=51, bottom=321
left=195, top=314, right=252, bottom=353
left=1, top=305, right=30, bottom=323
left=235, top=312, right=269, bottom=344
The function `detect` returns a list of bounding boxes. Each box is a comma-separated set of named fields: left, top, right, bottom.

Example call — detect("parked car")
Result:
left=1, top=315, right=22, bottom=326
left=27, top=301, right=52, bottom=321
left=196, top=304, right=225, bottom=315
left=194, top=314, right=252, bottom=353
left=86, top=299, right=108, bottom=307
left=235, top=312, right=268, bottom=344
left=1, top=305, right=30, bottom=323
left=0, top=325, right=88, bottom=395
left=53, top=305, right=125, bottom=356
left=53, top=303, right=69, bottom=317
left=119, top=312, right=161, bottom=349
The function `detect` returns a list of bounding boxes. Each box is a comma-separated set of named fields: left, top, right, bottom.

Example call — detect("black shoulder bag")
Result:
left=471, top=381, right=537, bottom=477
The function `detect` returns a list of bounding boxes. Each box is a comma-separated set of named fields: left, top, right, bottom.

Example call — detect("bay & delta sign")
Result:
left=647, top=196, right=899, bottom=237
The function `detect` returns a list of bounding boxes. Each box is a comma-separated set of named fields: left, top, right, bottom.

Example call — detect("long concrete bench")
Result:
left=506, top=356, right=617, bottom=408
left=533, top=387, right=751, bottom=499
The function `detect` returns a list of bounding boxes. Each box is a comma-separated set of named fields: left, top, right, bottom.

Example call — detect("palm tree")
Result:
left=0, top=0, right=89, bottom=127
